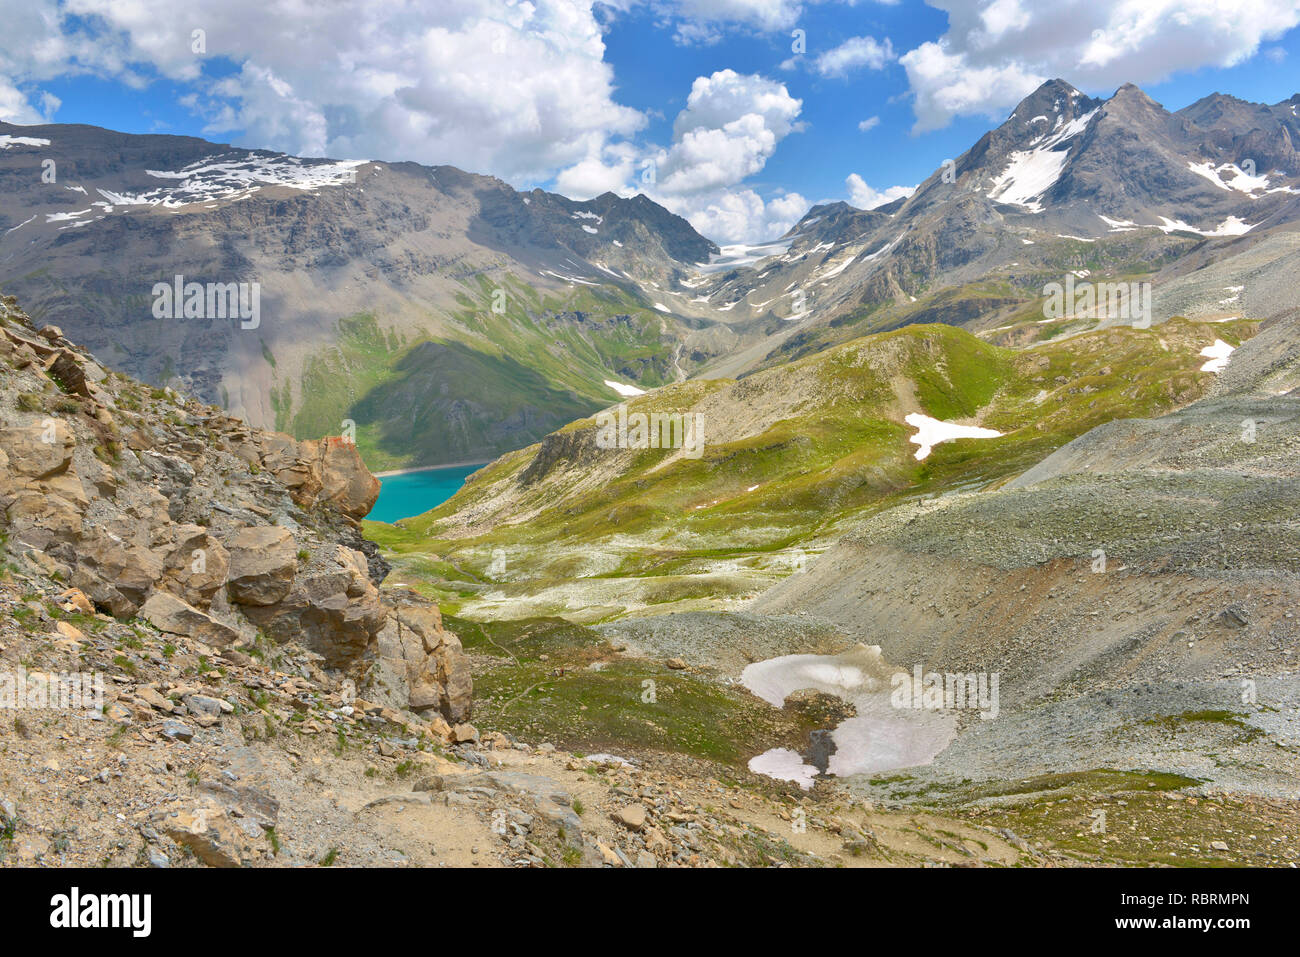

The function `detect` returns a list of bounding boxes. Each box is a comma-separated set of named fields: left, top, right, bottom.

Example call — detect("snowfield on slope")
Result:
left=905, top=413, right=1003, bottom=460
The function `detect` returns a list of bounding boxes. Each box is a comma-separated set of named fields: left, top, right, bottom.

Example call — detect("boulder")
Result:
left=225, top=526, right=297, bottom=605
left=368, top=594, right=471, bottom=721
left=72, top=532, right=166, bottom=617
left=242, top=545, right=385, bottom=670
left=4, top=490, right=83, bottom=551
left=0, top=421, right=75, bottom=481
left=140, top=592, right=241, bottom=646
left=45, top=350, right=92, bottom=398
left=313, top=438, right=380, bottom=519
left=156, top=525, right=230, bottom=608
left=152, top=800, right=263, bottom=867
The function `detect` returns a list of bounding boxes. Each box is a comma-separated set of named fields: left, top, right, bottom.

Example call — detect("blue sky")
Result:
left=4, top=1, right=1300, bottom=242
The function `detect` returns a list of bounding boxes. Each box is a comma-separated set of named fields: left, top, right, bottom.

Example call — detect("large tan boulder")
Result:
left=152, top=800, right=266, bottom=867
left=4, top=490, right=83, bottom=551
left=140, top=592, right=241, bottom=646
left=72, top=532, right=166, bottom=617
left=225, top=526, right=298, bottom=606
left=242, top=546, right=385, bottom=670
left=433, top=633, right=473, bottom=723
left=155, top=525, right=230, bottom=608
left=0, top=420, right=75, bottom=481
left=368, top=594, right=472, bottom=721
left=313, top=439, right=380, bottom=520
left=39, top=467, right=90, bottom=508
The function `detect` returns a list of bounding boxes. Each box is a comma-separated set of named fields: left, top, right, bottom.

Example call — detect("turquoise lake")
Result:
left=368, top=463, right=487, bottom=524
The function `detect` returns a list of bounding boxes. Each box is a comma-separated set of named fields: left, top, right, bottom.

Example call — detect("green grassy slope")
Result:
left=272, top=276, right=697, bottom=471
left=365, top=315, right=1254, bottom=615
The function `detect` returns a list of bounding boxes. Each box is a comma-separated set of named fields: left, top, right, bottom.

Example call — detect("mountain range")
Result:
left=3, top=78, right=1300, bottom=473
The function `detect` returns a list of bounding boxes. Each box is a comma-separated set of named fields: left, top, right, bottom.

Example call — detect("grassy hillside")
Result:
left=273, top=275, right=697, bottom=471
left=367, top=315, right=1255, bottom=619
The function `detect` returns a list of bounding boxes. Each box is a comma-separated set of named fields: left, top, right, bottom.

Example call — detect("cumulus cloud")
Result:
left=640, top=70, right=806, bottom=241
left=846, top=173, right=915, bottom=209
left=813, top=35, right=896, bottom=77
left=901, top=0, right=1300, bottom=130
left=857, top=115, right=881, bottom=131
left=547, top=67, right=807, bottom=242
left=0, top=0, right=645, bottom=184
left=656, top=69, right=801, bottom=194
left=667, top=187, right=810, bottom=241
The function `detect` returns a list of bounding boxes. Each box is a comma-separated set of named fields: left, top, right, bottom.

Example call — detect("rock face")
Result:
left=0, top=297, right=469, bottom=724
left=140, top=592, right=241, bottom=646
left=226, top=526, right=298, bottom=606
left=368, top=591, right=472, bottom=722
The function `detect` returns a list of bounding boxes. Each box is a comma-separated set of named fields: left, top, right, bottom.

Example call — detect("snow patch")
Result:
left=987, top=108, right=1097, bottom=212
left=1187, top=161, right=1270, bottom=195
left=604, top=379, right=646, bottom=397
left=1199, top=339, right=1235, bottom=373
left=1156, top=215, right=1255, bottom=237
left=905, top=413, right=1002, bottom=460
left=0, top=135, right=50, bottom=149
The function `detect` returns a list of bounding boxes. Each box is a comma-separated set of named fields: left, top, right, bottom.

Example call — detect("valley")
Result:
left=2, top=75, right=1299, bottom=871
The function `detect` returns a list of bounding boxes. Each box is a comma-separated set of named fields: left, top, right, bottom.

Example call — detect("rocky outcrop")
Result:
left=140, top=591, right=241, bottom=646
left=368, top=590, right=472, bottom=723
left=226, top=526, right=298, bottom=606
left=0, top=297, right=469, bottom=726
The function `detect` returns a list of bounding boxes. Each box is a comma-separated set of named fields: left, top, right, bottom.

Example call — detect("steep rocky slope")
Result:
left=0, top=293, right=467, bottom=723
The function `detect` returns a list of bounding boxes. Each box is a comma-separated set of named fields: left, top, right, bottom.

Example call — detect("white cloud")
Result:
left=655, top=70, right=802, bottom=196
left=846, top=173, right=915, bottom=209
left=900, top=0, right=1300, bottom=130
left=857, top=115, right=881, bottom=131
left=558, top=68, right=809, bottom=242
left=813, top=35, right=896, bottom=77
left=667, top=187, right=810, bottom=242
left=645, top=70, right=806, bottom=241
left=0, top=0, right=645, bottom=184
left=900, top=40, right=1045, bottom=132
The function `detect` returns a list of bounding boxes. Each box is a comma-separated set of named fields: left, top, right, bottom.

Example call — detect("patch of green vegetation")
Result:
left=283, top=276, right=700, bottom=471
left=896, top=768, right=1201, bottom=805
left=376, top=317, right=1250, bottom=601
left=1144, top=710, right=1263, bottom=741
left=451, top=615, right=827, bottom=765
